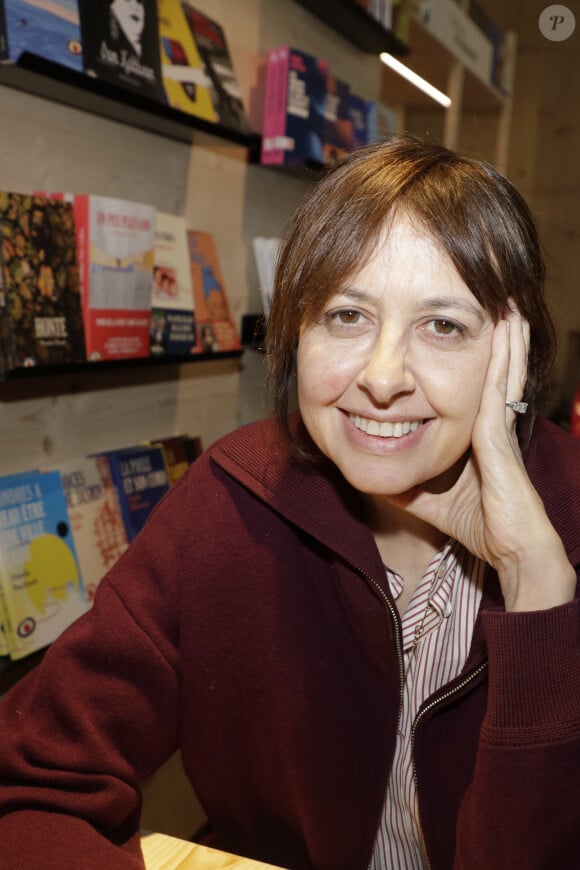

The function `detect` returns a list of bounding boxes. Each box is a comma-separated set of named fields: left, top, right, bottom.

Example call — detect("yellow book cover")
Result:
left=158, top=0, right=217, bottom=121
left=0, top=469, right=87, bottom=661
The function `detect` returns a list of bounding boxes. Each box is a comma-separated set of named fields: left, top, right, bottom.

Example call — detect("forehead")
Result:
left=340, top=214, right=478, bottom=304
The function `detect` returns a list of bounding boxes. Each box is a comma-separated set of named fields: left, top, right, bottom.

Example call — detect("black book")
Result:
left=181, top=3, right=251, bottom=134
left=78, top=0, right=166, bottom=102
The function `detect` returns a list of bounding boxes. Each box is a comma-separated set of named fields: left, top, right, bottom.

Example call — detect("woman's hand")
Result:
left=389, top=306, right=576, bottom=612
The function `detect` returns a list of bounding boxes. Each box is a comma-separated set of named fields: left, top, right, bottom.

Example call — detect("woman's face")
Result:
left=111, top=0, right=145, bottom=50
left=297, top=214, right=495, bottom=496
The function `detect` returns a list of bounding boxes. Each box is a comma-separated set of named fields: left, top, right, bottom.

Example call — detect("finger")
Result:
left=504, top=303, right=528, bottom=404
left=479, top=318, right=511, bottom=431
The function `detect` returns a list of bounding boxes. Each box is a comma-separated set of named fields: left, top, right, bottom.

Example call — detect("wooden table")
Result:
left=141, top=832, right=286, bottom=869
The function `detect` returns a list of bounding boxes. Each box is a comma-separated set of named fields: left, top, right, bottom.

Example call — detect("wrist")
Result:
left=496, top=539, right=576, bottom=612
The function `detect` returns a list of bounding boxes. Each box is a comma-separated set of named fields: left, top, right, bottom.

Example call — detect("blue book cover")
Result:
left=323, top=73, right=353, bottom=164
left=4, top=0, right=83, bottom=72
left=99, top=445, right=170, bottom=542
left=0, top=468, right=86, bottom=660
left=348, top=93, right=370, bottom=151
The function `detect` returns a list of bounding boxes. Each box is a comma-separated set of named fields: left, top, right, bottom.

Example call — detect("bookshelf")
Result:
left=292, top=0, right=410, bottom=55
left=0, top=52, right=261, bottom=149
left=380, top=8, right=516, bottom=172
left=0, top=349, right=244, bottom=384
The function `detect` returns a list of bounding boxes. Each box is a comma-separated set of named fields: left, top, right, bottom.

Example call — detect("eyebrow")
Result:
left=419, top=296, right=487, bottom=324
left=335, top=289, right=487, bottom=324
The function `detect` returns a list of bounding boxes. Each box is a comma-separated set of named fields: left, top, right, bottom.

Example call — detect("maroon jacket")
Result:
left=0, top=415, right=579, bottom=870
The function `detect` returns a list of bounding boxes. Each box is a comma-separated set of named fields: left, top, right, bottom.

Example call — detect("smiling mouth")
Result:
left=349, top=414, right=423, bottom=438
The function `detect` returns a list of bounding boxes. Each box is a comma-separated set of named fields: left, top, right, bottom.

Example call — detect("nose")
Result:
left=356, top=323, right=415, bottom=404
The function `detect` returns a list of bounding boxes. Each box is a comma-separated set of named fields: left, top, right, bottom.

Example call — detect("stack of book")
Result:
left=260, top=46, right=398, bottom=168
left=0, top=1, right=251, bottom=135
left=0, top=432, right=202, bottom=660
left=0, top=191, right=241, bottom=374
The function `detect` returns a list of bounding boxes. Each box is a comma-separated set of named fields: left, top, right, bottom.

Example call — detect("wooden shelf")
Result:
left=0, top=53, right=261, bottom=149
left=381, top=16, right=507, bottom=111
left=0, top=349, right=244, bottom=384
left=293, top=0, right=410, bottom=55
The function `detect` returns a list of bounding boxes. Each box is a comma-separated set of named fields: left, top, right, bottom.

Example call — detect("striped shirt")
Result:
left=369, top=540, right=486, bottom=869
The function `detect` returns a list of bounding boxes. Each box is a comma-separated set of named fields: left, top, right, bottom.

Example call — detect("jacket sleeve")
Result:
left=0, top=474, right=190, bottom=869
left=454, top=594, right=580, bottom=869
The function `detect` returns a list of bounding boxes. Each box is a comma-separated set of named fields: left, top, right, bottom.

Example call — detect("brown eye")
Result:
left=337, top=309, right=360, bottom=324
left=433, top=319, right=459, bottom=335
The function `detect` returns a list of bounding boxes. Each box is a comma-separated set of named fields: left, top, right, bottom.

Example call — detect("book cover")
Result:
left=0, top=191, right=86, bottom=369
left=180, top=3, right=251, bottom=134
left=571, top=382, right=580, bottom=438
left=260, top=47, right=328, bottom=167
left=59, top=454, right=129, bottom=605
left=252, top=236, right=280, bottom=318
left=150, top=433, right=202, bottom=486
left=366, top=100, right=398, bottom=144
left=0, top=468, right=86, bottom=660
left=157, top=0, right=216, bottom=121
left=0, top=570, right=11, bottom=655
left=348, top=92, right=370, bottom=151
left=77, top=0, right=165, bottom=102
left=186, top=229, right=240, bottom=353
left=150, top=211, right=197, bottom=357
left=0, top=1, right=7, bottom=60
left=70, top=193, right=156, bottom=361
left=97, top=444, right=170, bottom=542
left=323, top=73, right=353, bottom=164
left=3, top=0, right=83, bottom=72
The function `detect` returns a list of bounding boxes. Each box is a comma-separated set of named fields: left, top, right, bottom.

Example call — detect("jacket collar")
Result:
left=211, top=413, right=580, bottom=607
left=211, top=414, right=387, bottom=584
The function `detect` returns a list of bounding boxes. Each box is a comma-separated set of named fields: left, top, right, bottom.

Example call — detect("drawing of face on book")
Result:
left=109, top=0, right=145, bottom=57
left=201, top=265, right=229, bottom=320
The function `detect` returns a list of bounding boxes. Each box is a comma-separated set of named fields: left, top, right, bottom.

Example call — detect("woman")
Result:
left=0, top=136, right=578, bottom=870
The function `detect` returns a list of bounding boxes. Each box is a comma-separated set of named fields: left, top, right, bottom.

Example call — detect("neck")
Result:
left=365, top=494, right=446, bottom=551
left=364, top=495, right=447, bottom=614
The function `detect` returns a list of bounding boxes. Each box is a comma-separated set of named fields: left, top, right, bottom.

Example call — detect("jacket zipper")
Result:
left=352, top=570, right=405, bottom=870
left=411, top=660, right=488, bottom=870
left=358, top=563, right=488, bottom=870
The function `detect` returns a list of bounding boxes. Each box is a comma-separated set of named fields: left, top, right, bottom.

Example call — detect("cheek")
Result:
left=421, top=345, right=491, bottom=418
left=297, top=339, right=359, bottom=401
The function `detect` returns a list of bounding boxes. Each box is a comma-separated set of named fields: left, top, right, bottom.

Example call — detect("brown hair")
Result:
left=266, top=134, right=556, bottom=438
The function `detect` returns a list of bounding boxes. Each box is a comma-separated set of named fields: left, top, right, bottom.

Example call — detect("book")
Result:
left=366, top=100, right=398, bottom=144
left=323, top=72, right=353, bottom=164
left=77, top=0, right=165, bottom=102
left=180, top=3, right=251, bottom=134
left=2, top=0, right=83, bottom=71
left=157, top=0, right=216, bottom=121
left=186, top=230, right=241, bottom=353
left=0, top=191, right=86, bottom=369
left=150, top=433, right=202, bottom=485
left=252, top=236, right=280, bottom=318
left=0, top=2, right=6, bottom=60
left=0, top=468, right=86, bottom=660
left=348, top=93, right=370, bottom=151
left=69, top=193, right=156, bottom=361
left=150, top=211, right=197, bottom=357
left=571, top=383, right=580, bottom=438
left=260, top=46, right=328, bottom=167
left=96, top=444, right=170, bottom=542
left=59, top=454, right=129, bottom=605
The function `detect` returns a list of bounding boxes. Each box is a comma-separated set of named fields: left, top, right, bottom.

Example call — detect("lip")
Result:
left=349, top=413, right=424, bottom=438
left=342, top=410, right=433, bottom=453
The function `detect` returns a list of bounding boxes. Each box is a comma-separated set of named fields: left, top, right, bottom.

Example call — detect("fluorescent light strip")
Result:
left=380, top=52, right=452, bottom=108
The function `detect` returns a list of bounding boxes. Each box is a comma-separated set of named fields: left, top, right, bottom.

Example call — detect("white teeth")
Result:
left=351, top=415, right=421, bottom=438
